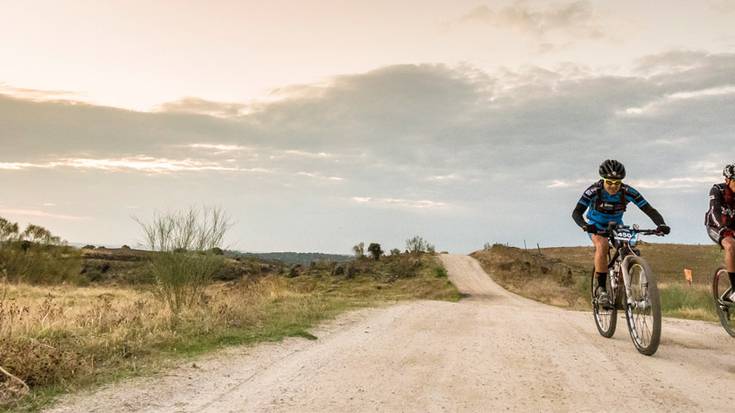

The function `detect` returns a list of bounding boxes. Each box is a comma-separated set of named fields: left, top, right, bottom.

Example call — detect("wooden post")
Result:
left=537, top=243, right=542, bottom=255
left=524, top=240, right=527, bottom=251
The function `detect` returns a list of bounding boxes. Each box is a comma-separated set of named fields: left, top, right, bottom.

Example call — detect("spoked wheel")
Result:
left=712, top=267, right=735, bottom=337
left=592, top=268, right=617, bottom=338
left=624, top=257, right=661, bottom=356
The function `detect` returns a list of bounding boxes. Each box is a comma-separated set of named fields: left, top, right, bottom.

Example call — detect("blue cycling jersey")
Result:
left=577, top=180, right=649, bottom=230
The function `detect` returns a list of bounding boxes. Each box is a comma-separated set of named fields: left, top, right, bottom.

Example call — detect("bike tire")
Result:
left=591, top=268, right=617, bottom=338
left=623, top=256, right=661, bottom=356
left=712, top=267, right=735, bottom=338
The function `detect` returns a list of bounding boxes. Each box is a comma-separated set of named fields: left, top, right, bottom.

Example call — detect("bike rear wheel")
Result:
left=712, top=267, right=735, bottom=337
left=623, top=256, right=661, bottom=356
left=592, top=268, right=617, bottom=338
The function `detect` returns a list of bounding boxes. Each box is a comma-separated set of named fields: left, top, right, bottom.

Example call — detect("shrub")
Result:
left=390, top=248, right=401, bottom=256
left=434, top=266, right=448, bottom=278
left=135, top=207, right=231, bottom=316
left=367, top=243, right=383, bottom=260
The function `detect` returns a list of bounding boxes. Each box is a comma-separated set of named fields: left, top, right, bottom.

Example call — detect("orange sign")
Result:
left=684, top=268, right=693, bottom=286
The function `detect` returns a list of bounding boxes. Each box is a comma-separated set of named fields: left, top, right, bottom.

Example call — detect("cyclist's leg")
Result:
left=718, top=234, right=735, bottom=301
left=722, top=236, right=735, bottom=273
left=590, top=234, right=609, bottom=299
left=591, top=234, right=608, bottom=274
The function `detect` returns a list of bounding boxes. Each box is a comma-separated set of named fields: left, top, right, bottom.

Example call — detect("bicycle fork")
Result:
left=621, top=256, right=649, bottom=310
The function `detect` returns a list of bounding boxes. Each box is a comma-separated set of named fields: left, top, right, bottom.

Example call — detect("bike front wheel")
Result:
left=592, top=268, right=617, bottom=338
left=623, top=256, right=661, bottom=356
left=712, top=267, right=735, bottom=337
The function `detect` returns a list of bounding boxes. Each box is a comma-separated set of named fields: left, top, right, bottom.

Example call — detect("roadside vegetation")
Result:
left=472, top=243, right=720, bottom=321
left=0, top=212, right=456, bottom=411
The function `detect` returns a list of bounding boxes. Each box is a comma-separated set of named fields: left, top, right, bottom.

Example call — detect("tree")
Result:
left=406, top=236, right=428, bottom=255
left=367, top=243, right=383, bottom=260
left=352, top=242, right=365, bottom=258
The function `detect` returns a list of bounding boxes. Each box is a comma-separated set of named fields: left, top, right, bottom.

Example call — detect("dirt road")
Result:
left=48, top=255, right=735, bottom=412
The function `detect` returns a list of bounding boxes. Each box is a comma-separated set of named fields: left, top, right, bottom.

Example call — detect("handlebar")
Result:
left=606, top=224, right=665, bottom=237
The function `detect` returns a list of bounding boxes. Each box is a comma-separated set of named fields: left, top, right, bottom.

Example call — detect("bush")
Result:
left=367, top=243, right=383, bottom=260
left=135, top=207, right=231, bottom=316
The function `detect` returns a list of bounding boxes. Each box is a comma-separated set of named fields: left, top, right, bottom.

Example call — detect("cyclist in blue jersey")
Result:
left=572, top=160, right=670, bottom=305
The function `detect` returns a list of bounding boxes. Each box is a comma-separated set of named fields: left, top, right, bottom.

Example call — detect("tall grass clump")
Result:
left=0, top=217, right=81, bottom=284
left=659, top=283, right=716, bottom=320
left=135, top=207, right=231, bottom=315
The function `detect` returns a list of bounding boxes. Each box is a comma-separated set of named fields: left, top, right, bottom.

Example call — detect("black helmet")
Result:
left=599, top=159, right=626, bottom=180
left=724, top=164, right=735, bottom=180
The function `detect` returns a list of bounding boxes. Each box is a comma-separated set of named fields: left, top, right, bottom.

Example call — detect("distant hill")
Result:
left=226, top=251, right=353, bottom=266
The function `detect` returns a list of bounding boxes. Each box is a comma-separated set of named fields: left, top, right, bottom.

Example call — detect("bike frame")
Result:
left=604, top=225, right=658, bottom=309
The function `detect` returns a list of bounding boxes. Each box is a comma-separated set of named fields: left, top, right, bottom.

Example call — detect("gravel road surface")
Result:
left=47, top=254, right=735, bottom=412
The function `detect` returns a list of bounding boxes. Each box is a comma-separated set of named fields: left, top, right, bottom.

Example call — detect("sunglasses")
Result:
left=603, top=179, right=623, bottom=186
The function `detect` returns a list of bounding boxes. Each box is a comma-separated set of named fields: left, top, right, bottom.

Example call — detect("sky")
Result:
left=1, top=0, right=734, bottom=253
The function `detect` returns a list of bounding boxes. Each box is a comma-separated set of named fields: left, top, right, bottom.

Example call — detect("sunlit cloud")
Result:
left=296, top=171, right=344, bottom=181
left=0, top=208, right=89, bottom=221
left=548, top=175, right=720, bottom=190
left=56, top=157, right=241, bottom=173
left=0, top=162, right=49, bottom=170
left=186, top=143, right=254, bottom=154
left=620, top=85, right=735, bottom=116
left=630, top=176, right=720, bottom=189
left=284, top=150, right=332, bottom=158
left=0, top=83, right=83, bottom=102
left=350, top=196, right=449, bottom=210
left=457, top=1, right=605, bottom=40
left=546, top=179, right=590, bottom=188
left=269, top=150, right=336, bottom=160
left=427, top=173, right=463, bottom=183
left=155, top=97, right=248, bottom=118
left=0, top=156, right=273, bottom=174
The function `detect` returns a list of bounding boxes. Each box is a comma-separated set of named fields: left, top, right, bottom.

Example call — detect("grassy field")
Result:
left=0, top=254, right=459, bottom=412
left=471, top=244, right=722, bottom=321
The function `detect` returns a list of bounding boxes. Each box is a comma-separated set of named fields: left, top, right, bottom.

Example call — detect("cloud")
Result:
left=0, top=208, right=89, bottom=221
left=620, top=85, right=735, bottom=116
left=350, top=197, right=449, bottom=210
left=187, top=143, right=252, bottom=153
left=0, top=156, right=271, bottom=174
left=0, top=83, right=83, bottom=102
left=630, top=176, right=719, bottom=189
left=296, top=171, right=344, bottom=181
left=427, top=173, right=463, bottom=183
left=155, top=97, right=249, bottom=117
left=3, top=50, right=735, bottom=249
left=458, top=1, right=604, bottom=39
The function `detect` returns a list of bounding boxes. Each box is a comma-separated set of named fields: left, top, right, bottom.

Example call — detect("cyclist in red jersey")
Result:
left=705, top=164, right=735, bottom=301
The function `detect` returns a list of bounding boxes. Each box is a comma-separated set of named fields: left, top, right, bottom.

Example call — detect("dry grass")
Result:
left=0, top=255, right=458, bottom=411
left=472, top=245, right=720, bottom=322
left=540, top=243, right=723, bottom=286
left=471, top=246, right=590, bottom=310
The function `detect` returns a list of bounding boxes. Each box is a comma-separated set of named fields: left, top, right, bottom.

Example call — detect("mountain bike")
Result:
left=591, top=223, right=665, bottom=355
left=712, top=267, right=735, bottom=337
